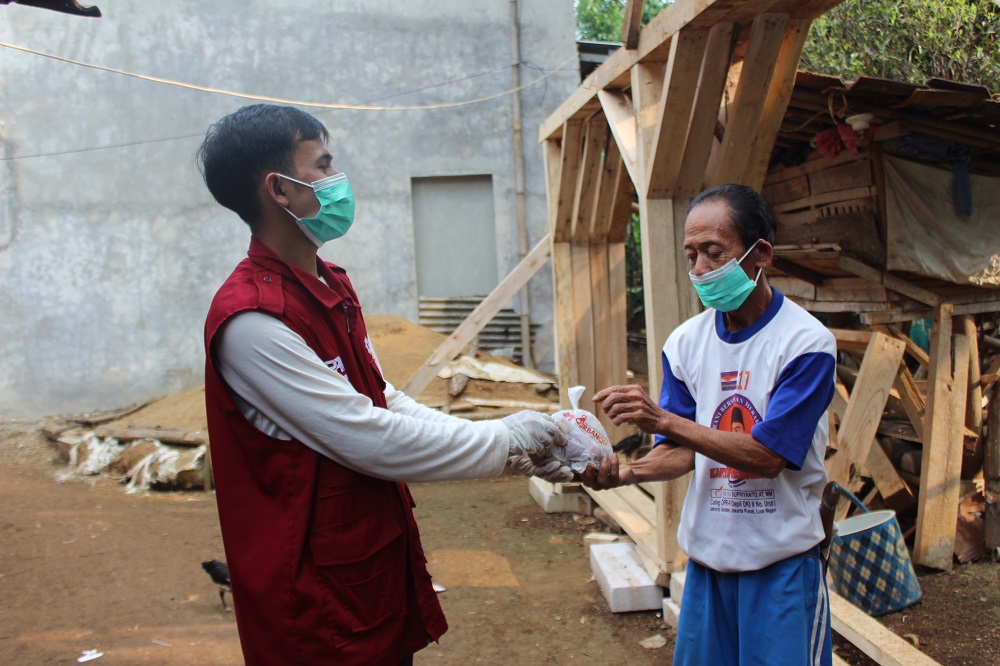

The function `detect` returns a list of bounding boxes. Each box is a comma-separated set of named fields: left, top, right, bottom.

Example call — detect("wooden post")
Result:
left=963, top=316, right=984, bottom=474
left=825, top=332, right=906, bottom=519
left=552, top=242, right=578, bottom=403
left=621, top=0, right=644, bottom=49
left=707, top=13, right=788, bottom=186
left=986, top=385, right=1000, bottom=550
left=914, top=304, right=970, bottom=570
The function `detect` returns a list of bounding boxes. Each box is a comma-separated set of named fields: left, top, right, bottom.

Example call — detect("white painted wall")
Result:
left=0, top=0, right=578, bottom=417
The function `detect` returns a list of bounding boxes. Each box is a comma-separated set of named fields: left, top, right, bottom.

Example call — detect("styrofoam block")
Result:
left=590, top=542, right=663, bottom=612
left=528, top=476, right=580, bottom=513
left=583, top=532, right=632, bottom=559
left=662, top=597, right=681, bottom=630
left=669, top=570, right=686, bottom=603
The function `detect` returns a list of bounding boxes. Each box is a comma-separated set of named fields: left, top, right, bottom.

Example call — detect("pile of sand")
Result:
left=105, top=315, right=557, bottom=434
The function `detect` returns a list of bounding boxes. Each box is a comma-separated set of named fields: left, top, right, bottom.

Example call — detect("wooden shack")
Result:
left=535, top=0, right=1000, bottom=578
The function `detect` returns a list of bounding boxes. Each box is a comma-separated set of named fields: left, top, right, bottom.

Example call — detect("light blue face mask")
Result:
left=278, top=172, right=356, bottom=247
left=689, top=239, right=763, bottom=312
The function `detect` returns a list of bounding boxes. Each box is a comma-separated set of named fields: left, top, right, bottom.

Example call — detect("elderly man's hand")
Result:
left=580, top=454, right=636, bottom=490
left=592, top=385, right=667, bottom=434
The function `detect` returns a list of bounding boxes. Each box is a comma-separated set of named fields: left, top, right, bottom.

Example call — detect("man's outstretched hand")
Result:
left=501, top=411, right=573, bottom=482
left=592, top=385, right=666, bottom=434
left=501, top=411, right=567, bottom=457
left=507, top=454, right=574, bottom=483
left=580, top=453, right=636, bottom=490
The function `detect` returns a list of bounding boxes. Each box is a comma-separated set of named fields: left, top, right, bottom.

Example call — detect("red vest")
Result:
left=204, top=239, right=447, bottom=665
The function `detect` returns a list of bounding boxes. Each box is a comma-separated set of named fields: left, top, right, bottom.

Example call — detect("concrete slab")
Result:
left=583, top=532, right=632, bottom=559
left=528, top=477, right=581, bottom=513
left=669, top=570, right=687, bottom=603
left=662, top=597, right=681, bottom=630
left=590, top=542, right=663, bottom=612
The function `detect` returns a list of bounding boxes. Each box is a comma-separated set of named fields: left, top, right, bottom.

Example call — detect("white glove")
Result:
left=506, top=455, right=575, bottom=483
left=501, top=411, right=567, bottom=458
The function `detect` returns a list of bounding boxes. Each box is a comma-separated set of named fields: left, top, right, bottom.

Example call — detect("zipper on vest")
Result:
left=342, top=303, right=351, bottom=335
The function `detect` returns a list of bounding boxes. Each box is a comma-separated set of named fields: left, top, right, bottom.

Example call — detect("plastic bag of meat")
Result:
left=551, top=386, right=614, bottom=476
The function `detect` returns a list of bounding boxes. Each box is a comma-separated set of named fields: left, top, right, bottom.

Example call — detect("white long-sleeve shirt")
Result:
left=216, top=310, right=509, bottom=483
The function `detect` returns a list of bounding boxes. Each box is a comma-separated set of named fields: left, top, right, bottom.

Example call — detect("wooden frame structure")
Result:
left=399, top=0, right=999, bottom=581
left=539, top=0, right=846, bottom=579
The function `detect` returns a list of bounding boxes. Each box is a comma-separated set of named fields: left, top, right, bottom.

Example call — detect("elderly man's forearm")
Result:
left=658, top=412, right=786, bottom=478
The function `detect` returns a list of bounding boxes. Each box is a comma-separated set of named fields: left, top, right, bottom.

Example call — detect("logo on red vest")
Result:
left=325, top=356, right=348, bottom=378
left=364, top=336, right=384, bottom=378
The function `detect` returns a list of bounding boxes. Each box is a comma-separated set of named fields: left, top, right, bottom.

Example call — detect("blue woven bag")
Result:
left=827, top=486, right=922, bottom=616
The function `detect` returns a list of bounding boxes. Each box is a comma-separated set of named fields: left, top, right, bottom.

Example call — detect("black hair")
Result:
left=196, top=104, right=329, bottom=226
left=731, top=406, right=744, bottom=425
left=688, top=184, right=776, bottom=251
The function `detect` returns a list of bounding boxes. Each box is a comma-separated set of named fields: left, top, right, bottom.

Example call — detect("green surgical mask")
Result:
left=689, top=239, right=763, bottom=312
left=278, top=172, right=355, bottom=247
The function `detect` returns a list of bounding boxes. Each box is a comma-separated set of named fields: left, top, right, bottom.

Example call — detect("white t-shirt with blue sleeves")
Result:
left=657, top=290, right=836, bottom=572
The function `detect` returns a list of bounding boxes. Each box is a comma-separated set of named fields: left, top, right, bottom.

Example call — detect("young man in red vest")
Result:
left=197, top=104, right=569, bottom=665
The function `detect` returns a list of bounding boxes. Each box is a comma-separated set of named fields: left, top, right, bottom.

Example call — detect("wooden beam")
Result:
left=963, top=315, right=983, bottom=437
left=831, top=378, right=914, bottom=509
left=401, top=235, right=552, bottom=396
left=572, top=119, right=610, bottom=244
left=638, top=198, right=681, bottom=393
left=552, top=242, right=578, bottom=401
left=985, top=377, right=1000, bottom=549
left=830, top=593, right=942, bottom=666
left=771, top=257, right=825, bottom=285
left=632, top=61, right=666, bottom=184
left=708, top=13, right=789, bottom=186
left=741, top=18, right=811, bottom=188
left=894, top=364, right=926, bottom=442
left=831, top=328, right=872, bottom=353
left=553, top=120, right=583, bottom=242
left=591, top=132, right=620, bottom=242
left=608, top=242, right=630, bottom=395
left=646, top=28, right=709, bottom=198
left=621, top=0, right=644, bottom=49
left=598, top=90, right=641, bottom=189
left=606, top=147, right=637, bottom=244
left=543, top=138, right=562, bottom=234
left=675, top=21, right=735, bottom=197
left=914, top=304, right=970, bottom=570
left=872, top=323, right=930, bottom=369
left=866, top=437, right=915, bottom=510
left=837, top=255, right=942, bottom=307
left=571, top=244, right=597, bottom=409
left=826, top=332, right=906, bottom=512
left=860, top=298, right=1000, bottom=325
left=539, top=0, right=775, bottom=142
left=589, top=243, right=613, bottom=432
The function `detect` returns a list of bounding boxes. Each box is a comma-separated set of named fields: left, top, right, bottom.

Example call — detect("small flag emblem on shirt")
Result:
left=720, top=371, right=738, bottom=391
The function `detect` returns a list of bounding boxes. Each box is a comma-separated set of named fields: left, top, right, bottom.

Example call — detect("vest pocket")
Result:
left=310, top=515, right=406, bottom=639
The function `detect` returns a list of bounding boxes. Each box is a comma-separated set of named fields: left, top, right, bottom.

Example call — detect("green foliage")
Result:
left=801, top=0, right=1000, bottom=88
left=575, top=0, right=672, bottom=42
left=624, top=212, right=644, bottom=329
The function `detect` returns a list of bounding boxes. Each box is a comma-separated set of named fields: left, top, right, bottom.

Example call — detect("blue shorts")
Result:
left=673, top=547, right=832, bottom=666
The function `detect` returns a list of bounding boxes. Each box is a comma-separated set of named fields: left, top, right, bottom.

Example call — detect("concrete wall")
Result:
left=0, top=0, right=579, bottom=418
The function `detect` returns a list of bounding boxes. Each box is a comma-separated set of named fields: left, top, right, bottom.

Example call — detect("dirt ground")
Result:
left=3, top=318, right=998, bottom=665
left=3, top=422, right=999, bottom=666
left=0, top=423, right=671, bottom=666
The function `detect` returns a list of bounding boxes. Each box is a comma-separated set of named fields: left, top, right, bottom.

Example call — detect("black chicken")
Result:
left=201, top=559, right=232, bottom=612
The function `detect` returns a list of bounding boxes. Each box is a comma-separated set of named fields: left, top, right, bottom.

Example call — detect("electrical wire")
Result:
left=0, top=40, right=577, bottom=161
left=0, top=40, right=577, bottom=111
